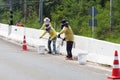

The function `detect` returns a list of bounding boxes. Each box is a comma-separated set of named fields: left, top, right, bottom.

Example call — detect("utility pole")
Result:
left=8, top=0, right=13, bottom=35
left=10, top=0, right=13, bottom=25
left=110, top=0, right=113, bottom=32
left=92, top=6, right=95, bottom=38
left=39, top=0, right=44, bottom=24
left=24, top=0, right=27, bottom=24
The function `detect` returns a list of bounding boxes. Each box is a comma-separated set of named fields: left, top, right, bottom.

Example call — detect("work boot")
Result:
left=66, top=57, right=73, bottom=60
left=48, top=51, right=52, bottom=54
left=52, top=51, right=58, bottom=55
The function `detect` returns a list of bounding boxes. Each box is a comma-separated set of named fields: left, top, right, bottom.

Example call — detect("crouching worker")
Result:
left=16, top=20, right=24, bottom=27
left=40, top=24, right=57, bottom=54
left=58, top=20, right=74, bottom=60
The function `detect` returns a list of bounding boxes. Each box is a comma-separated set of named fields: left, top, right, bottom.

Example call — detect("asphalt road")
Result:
left=0, top=37, right=111, bottom=80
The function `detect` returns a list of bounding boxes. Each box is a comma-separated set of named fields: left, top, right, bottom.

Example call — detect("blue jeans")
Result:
left=48, top=37, right=57, bottom=53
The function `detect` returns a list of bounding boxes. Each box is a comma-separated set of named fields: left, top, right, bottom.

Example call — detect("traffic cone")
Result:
left=108, top=50, right=120, bottom=79
left=22, top=35, right=27, bottom=51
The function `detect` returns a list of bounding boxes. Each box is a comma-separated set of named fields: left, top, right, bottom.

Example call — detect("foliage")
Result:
left=0, top=0, right=120, bottom=43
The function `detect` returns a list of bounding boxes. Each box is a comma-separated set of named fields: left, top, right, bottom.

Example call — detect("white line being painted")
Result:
left=0, top=23, right=120, bottom=66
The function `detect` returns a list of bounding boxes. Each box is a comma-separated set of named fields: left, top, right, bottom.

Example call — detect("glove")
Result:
left=39, top=36, right=42, bottom=39
left=57, top=34, right=61, bottom=38
left=63, top=38, right=66, bottom=41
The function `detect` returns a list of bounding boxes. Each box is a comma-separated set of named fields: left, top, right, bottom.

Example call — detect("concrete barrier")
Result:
left=0, top=23, right=120, bottom=66
left=0, top=23, right=9, bottom=37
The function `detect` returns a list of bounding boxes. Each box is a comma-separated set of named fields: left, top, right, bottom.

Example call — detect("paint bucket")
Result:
left=38, top=45, right=45, bottom=54
left=78, top=53, right=88, bottom=65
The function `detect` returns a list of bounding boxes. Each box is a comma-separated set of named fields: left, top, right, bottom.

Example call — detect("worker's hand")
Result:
left=57, top=34, right=61, bottom=38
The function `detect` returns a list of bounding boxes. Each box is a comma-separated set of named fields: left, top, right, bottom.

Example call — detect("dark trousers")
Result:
left=66, top=41, right=73, bottom=58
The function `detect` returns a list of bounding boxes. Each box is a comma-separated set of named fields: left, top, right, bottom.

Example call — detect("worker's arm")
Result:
left=40, top=31, right=47, bottom=38
left=59, top=27, right=67, bottom=34
left=40, top=24, right=45, bottom=30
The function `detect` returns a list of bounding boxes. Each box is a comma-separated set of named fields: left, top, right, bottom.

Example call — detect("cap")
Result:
left=61, top=19, right=67, bottom=24
left=44, top=17, right=50, bottom=22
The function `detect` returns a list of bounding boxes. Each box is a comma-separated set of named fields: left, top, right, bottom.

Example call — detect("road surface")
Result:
left=0, top=37, right=111, bottom=80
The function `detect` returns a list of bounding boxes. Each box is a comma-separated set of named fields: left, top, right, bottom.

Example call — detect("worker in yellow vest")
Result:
left=58, top=19, right=74, bottom=60
left=40, top=24, right=57, bottom=54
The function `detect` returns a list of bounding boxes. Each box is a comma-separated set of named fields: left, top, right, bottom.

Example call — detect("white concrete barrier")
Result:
left=0, top=23, right=120, bottom=66
left=74, top=36, right=120, bottom=65
left=0, top=23, right=9, bottom=37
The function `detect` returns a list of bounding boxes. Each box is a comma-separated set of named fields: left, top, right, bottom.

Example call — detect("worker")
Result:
left=58, top=19, right=74, bottom=60
left=40, top=24, right=57, bottom=54
left=16, top=20, right=24, bottom=27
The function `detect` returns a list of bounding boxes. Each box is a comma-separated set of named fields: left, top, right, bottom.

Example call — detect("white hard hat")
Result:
left=44, top=17, right=50, bottom=22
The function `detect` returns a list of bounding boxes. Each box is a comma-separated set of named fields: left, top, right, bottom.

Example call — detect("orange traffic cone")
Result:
left=108, top=50, right=120, bottom=79
left=22, top=35, right=27, bottom=51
